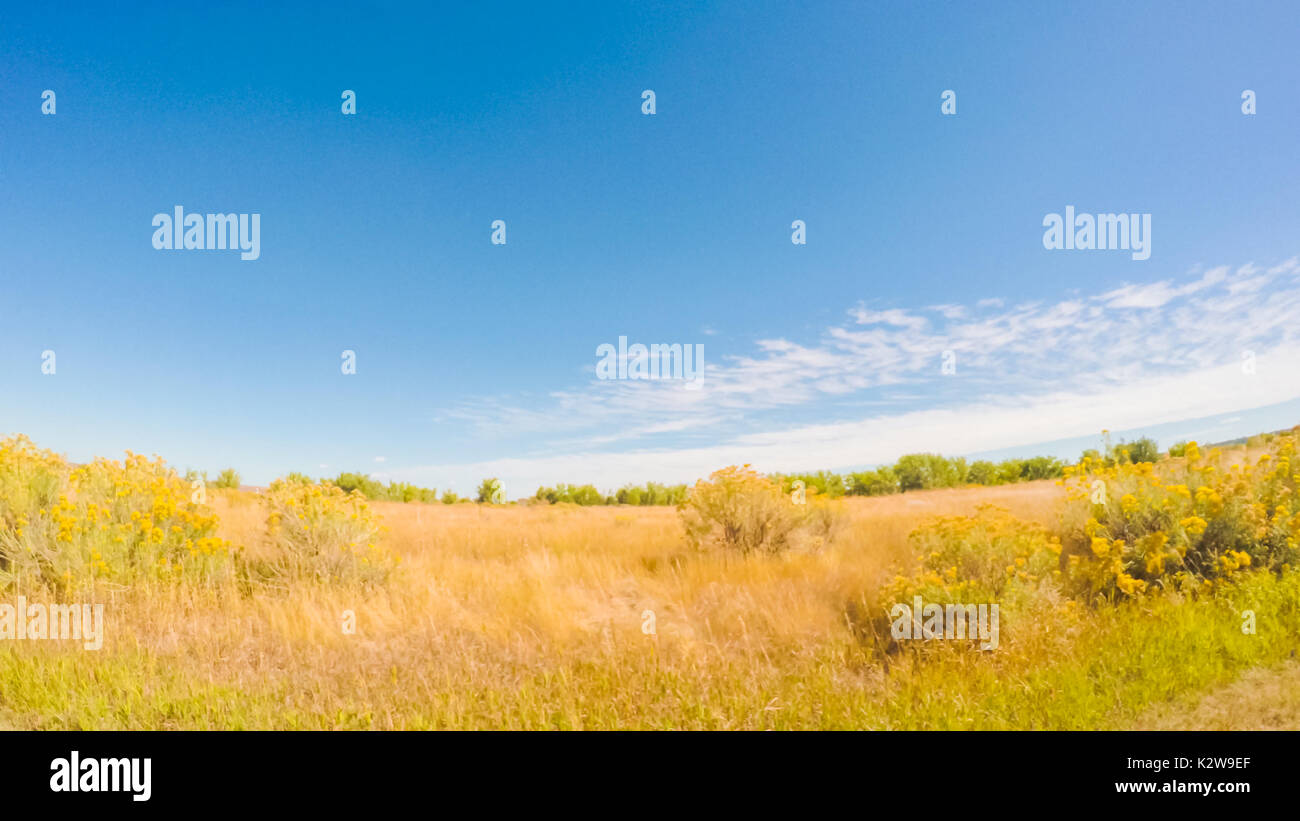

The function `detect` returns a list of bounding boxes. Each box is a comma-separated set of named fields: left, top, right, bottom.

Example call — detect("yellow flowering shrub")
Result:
left=678, top=465, right=843, bottom=554
left=881, top=505, right=1060, bottom=604
left=1060, top=429, right=1300, bottom=600
left=1, top=435, right=408, bottom=594
left=0, top=435, right=68, bottom=533
left=801, top=492, right=848, bottom=550
left=679, top=465, right=798, bottom=554
left=254, top=479, right=397, bottom=587
left=868, top=506, right=1062, bottom=653
left=0, top=445, right=233, bottom=592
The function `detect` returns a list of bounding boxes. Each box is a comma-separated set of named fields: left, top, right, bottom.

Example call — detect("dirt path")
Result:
left=1132, top=658, right=1300, bottom=729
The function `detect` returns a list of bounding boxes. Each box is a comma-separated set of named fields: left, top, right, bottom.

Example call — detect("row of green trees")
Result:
left=184, top=468, right=242, bottom=489
left=329, top=472, right=449, bottom=503
left=269, top=471, right=467, bottom=504
left=772, top=454, right=1064, bottom=499
left=532, top=481, right=690, bottom=506
left=1082, top=435, right=1160, bottom=465
left=199, top=435, right=1169, bottom=506
left=773, top=437, right=1164, bottom=499
left=506, top=437, right=1171, bottom=506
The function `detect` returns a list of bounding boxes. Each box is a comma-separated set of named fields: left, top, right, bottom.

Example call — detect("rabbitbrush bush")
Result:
left=253, top=478, right=398, bottom=588
left=1059, top=432, right=1300, bottom=601
left=678, top=465, right=842, bottom=554
left=0, top=437, right=233, bottom=593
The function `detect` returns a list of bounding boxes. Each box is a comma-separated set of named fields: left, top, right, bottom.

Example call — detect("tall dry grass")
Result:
left=2, top=450, right=1296, bottom=730
left=0, top=480, right=1063, bottom=728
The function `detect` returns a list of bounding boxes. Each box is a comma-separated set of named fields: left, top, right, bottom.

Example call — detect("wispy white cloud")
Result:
left=850, top=306, right=931, bottom=330
left=407, top=257, right=1300, bottom=491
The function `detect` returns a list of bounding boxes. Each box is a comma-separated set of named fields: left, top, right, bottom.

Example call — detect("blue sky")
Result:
left=2, top=1, right=1299, bottom=495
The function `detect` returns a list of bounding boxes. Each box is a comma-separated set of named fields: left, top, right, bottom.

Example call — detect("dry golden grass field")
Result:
left=2, top=433, right=1299, bottom=730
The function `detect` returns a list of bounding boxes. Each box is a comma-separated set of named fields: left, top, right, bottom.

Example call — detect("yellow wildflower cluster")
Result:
left=0, top=435, right=68, bottom=534
left=881, top=505, right=1061, bottom=607
left=258, top=478, right=397, bottom=587
left=1061, top=428, right=1300, bottom=599
left=0, top=439, right=234, bottom=591
left=869, top=506, right=1063, bottom=655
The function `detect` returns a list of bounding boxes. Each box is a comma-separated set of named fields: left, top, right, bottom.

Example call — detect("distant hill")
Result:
left=1204, top=427, right=1293, bottom=449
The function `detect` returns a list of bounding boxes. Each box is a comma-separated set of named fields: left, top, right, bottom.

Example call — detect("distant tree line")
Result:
left=240, top=435, right=1167, bottom=507
left=772, top=436, right=1163, bottom=499
left=273, top=471, right=464, bottom=504
left=532, top=481, right=690, bottom=506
